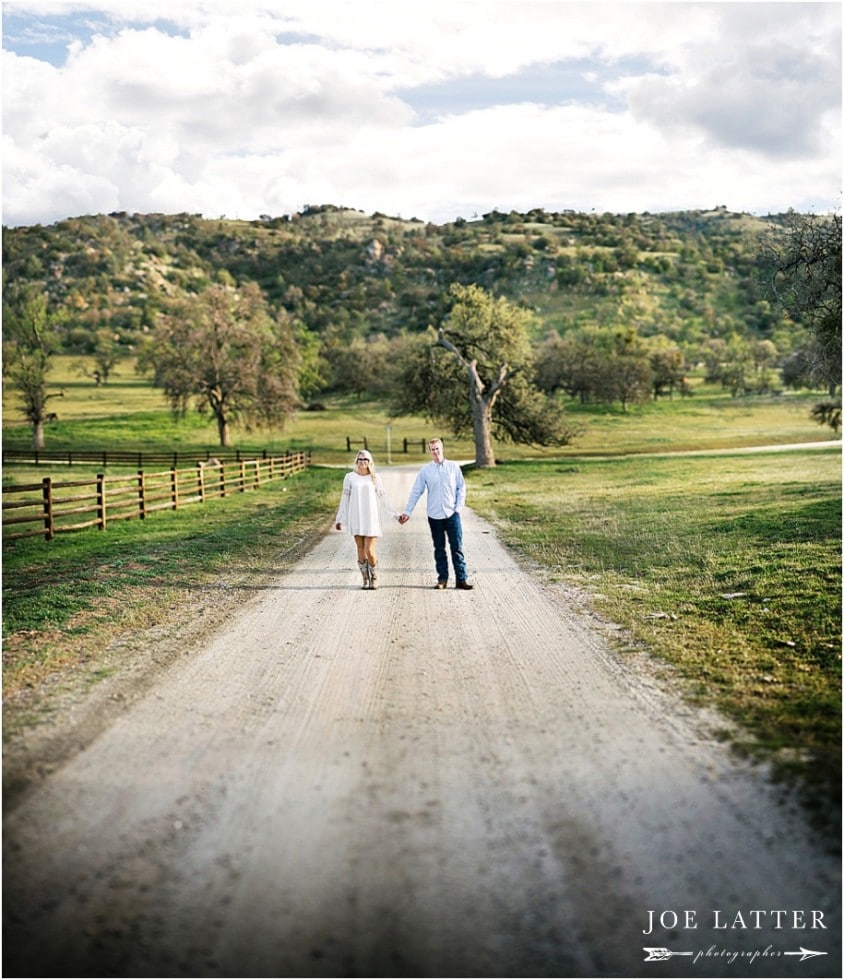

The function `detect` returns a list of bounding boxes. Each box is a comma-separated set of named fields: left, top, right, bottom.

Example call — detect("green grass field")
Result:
left=466, top=449, right=841, bottom=824
left=3, top=354, right=841, bottom=831
left=1, top=355, right=834, bottom=468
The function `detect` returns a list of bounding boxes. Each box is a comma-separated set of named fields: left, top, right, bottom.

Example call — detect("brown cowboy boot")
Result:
left=358, top=560, right=370, bottom=589
left=368, top=562, right=378, bottom=590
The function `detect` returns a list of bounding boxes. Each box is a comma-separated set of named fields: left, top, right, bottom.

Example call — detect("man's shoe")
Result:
left=435, top=580, right=448, bottom=589
left=455, top=580, right=474, bottom=590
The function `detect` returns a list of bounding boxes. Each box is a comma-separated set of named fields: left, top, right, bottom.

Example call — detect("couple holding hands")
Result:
left=334, top=438, right=474, bottom=592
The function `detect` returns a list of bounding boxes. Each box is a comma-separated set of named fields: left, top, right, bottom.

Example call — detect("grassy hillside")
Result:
left=2, top=205, right=800, bottom=360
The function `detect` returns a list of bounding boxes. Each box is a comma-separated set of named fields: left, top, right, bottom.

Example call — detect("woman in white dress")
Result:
left=334, top=449, right=400, bottom=589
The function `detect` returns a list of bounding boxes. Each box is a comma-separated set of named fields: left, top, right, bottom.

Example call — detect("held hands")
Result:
left=335, top=522, right=342, bottom=531
left=398, top=514, right=410, bottom=525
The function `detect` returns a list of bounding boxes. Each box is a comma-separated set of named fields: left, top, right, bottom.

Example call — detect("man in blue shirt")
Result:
left=399, top=438, right=474, bottom=590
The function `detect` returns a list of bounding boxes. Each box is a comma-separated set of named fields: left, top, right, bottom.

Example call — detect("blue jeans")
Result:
left=428, top=513, right=468, bottom=583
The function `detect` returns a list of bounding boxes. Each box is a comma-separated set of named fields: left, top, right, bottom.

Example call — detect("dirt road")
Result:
left=3, top=464, right=840, bottom=978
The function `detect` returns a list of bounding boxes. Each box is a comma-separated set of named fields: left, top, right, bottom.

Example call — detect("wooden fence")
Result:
left=4, top=441, right=428, bottom=465
left=2, top=451, right=310, bottom=543
left=345, top=437, right=428, bottom=453
left=1, top=447, right=282, bottom=468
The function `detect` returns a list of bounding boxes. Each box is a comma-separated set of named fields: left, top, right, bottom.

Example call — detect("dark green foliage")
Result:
left=761, top=210, right=842, bottom=402
left=810, top=399, right=842, bottom=433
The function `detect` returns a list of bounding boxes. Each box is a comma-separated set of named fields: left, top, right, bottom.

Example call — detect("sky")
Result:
left=1, top=0, right=841, bottom=228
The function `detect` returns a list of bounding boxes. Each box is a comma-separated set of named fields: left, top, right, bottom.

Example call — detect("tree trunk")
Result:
left=215, top=411, right=231, bottom=447
left=32, top=420, right=45, bottom=450
left=468, top=383, right=496, bottom=467
left=463, top=358, right=500, bottom=467
left=472, top=408, right=496, bottom=467
left=437, top=331, right=504, bottom=467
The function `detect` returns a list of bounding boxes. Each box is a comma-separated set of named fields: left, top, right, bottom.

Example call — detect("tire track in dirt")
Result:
left=3, top=465, right=840, bottom=978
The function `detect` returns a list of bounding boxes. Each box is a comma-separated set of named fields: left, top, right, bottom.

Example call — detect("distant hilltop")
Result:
left=0, top=203, right=808, bottom=359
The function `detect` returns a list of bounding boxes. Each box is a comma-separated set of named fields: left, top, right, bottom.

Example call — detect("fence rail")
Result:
left=345, top=437, right=428, bottom=453
left=2, top=452, right=310, bottom=542
left=1, top=447, right=285, bottom=468
left=4, top=440, right=429, bottom=467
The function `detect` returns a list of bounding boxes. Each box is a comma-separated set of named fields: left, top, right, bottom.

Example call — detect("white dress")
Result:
left=335, top=472, right=399, bottom=537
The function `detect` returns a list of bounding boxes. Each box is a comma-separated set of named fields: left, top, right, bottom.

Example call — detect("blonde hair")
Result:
left=355, top=451, right=378, bottom=487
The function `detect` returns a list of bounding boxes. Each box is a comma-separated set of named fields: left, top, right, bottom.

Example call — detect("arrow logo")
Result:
left=784, top=947, right=827, bottom=962
left=645, top=946, right=826, bottom=964
left=643, top=947, right=694, bottom=961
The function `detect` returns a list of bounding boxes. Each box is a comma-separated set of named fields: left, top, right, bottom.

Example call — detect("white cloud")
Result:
left=2, top=1, right=840, bottom=227
left=614, top=4, right=841, bottom=159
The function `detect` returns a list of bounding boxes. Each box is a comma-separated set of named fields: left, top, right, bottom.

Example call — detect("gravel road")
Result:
left=3, top=464, right=840, bottom=978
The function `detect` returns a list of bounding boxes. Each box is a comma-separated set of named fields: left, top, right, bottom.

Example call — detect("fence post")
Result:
left=138, top=471, right=146, bottom=519
left=239, top=460, right=247, bottom=492
left=41, top=477, right=54, bottom=541
left=219, top=462, right=226, bottom=498
left=170, top=467, right=178, bottom=510
left=97, top=473, right=107, bottom=530
left=197, top=462, right=206, bottom=504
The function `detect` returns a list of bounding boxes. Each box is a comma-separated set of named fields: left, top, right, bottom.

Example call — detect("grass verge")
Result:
left=2, top=466, right=342, bottom=734
left=466, top=448, right=841, bottom=835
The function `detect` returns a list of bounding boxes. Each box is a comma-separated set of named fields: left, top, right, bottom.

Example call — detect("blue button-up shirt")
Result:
left=404, top=459, right=466, bottom=519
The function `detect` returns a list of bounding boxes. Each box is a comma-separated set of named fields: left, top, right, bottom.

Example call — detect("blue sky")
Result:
left=3, top=9, right=176, bottom=63
left=2, top=1, right=840, bottom=227
left=397, top=57, right=653, bottom=122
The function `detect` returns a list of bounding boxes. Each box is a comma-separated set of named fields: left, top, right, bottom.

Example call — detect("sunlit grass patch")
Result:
left=467, top=448, right=841, bottom=829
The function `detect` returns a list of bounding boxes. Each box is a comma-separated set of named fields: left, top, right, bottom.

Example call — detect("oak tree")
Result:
left=140, top=282, right=302, bottom=446
left=393, top=284, right=575, bottom=467
left=763, top=211, right=841, bottom=398
left=2, top=284, right=61, bottom=449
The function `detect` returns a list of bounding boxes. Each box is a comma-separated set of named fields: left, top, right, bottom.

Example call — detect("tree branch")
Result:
left=436, top=328, right=468, bottom=369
